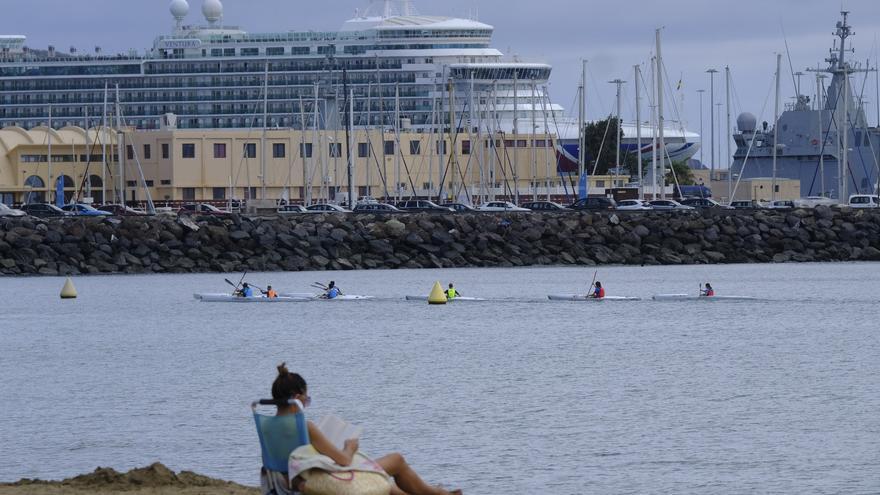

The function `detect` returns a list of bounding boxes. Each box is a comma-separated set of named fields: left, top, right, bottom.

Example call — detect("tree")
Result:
left=666, top=160, right=695, bottom=187
left=582, top=117, right=637, bottom=176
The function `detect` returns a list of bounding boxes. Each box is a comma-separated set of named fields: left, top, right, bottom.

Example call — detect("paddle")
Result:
left=225, top=277, right=244, bottom=296
left=587, top=270, right=597, bottom=298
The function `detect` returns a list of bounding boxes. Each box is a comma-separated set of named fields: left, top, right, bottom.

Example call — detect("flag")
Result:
left=55, top=176, right=64, bottom=207
left=676, top=78, right=683, bottom=91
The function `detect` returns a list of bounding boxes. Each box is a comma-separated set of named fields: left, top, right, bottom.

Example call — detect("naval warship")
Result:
left=731, top=11, right=880, bottom=201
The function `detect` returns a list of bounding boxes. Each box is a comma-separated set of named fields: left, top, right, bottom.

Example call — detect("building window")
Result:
left=436, top=140, right=447, bottom=154
left=126, top=145, right=134, bottom=160
left=143, top=144, right=151, bottom=159
left=595, top=180, right=605, bottom=188
left=357, top=142, right=370, bottom=158
left=213, top=143, right=227, bottom=158
left=410, top=140, right=421, bottom=155
left=329, top=142, right=342, bottom=157
left=461, top=140, right=471, bottom=155
left=182, top=187, right=195, bottom=201
left=243, top=143, right=257, bottom=158
left=213, top=187, right=226, bottom=200
left=161, top=179, right=171, bottom=185
left=240, top=48, right=259, bottom=56
left=384, top=140, right=395, bottom=155
left=126, top=180, right=137, bottom=187
left=161, top=143, right=169, bottom=159
left=271, top=143, right=285, bottom=158
left=266, top=47, right=284, bottom=56
left=298, top=143, right=312, bottom=158
left=145, top=180, right=154, bottom=187
left=182, top=143, right=196, bottom=158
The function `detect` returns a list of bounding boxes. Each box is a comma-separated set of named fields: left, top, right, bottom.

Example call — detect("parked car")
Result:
left=794, top=196, right=836, bottom=208
left=647, top=199, right=695, bottom=210
left=277, top=204, right=308, bottom=215
left=20, top=203, right=71, bottom=218
left=679, top=197, right=733, bottom=209
left=478, top=201, right=531, bottom=212
left=520, top=201, right=567, bottom=211
left=568, top=197, right=617, bottom=211
left=615, top=199, right=653, bottom=211
left=730, top=200, right=763, bottom=209
left=442, top=202, right=478, bottom=213
left=305, top=204, right=351, bottom=214
left=0, top=203, right=26, bottom=217
left=178, top=203, right=232, bottom=216
left=61, top=203, right=112, bottom=217
left=353, top=203, right=403, bottom=213
left=766, top=200, right=795, bottom=209
left=848, top=194, right=880, bottom=208
left=97, top=204, right=149, bottom=216
left=395, top=199, right=454, bottom=212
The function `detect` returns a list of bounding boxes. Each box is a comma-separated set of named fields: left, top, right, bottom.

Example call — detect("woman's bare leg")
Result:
left=377, top=453, right=461, bottom=495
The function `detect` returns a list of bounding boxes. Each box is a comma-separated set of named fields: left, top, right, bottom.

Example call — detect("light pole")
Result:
left=696, top=89, right=706, bottom=166
left=706, top=69, right=718, bottom=179
left=609, top=78, right=626, bottom=185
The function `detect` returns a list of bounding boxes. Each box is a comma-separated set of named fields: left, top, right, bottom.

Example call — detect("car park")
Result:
left=442, top=202, right=478, bottom=213
left=353, top=203, right=403, bottom=213
left=520, top=201, right=567, bottom=211
left=97, top=204, right=150, bottom=216
left=647, top=199, right=695, bottom=210
left=61, top=203, right=113, bottom=216
left=730, top=200, right=763, bottom=209
left=395, top=199, right=454, bottom=212
left=848, top=194, right=880, bottom=208
left=478, top=201, right=531, bottom=212
left=20, top=203, right=71, bottom=218
left=679, top=197, right=732, bottom=209
left=568, top=197, right=617, bottom=211
left=0, top=203, right=26, bottom=217
left=305, top=204, right=351, bottom=214
left=615, top=199, right=653, bottom=211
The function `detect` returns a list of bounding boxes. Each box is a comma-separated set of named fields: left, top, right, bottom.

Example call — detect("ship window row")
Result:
left=450, top=67, right=550, bottom=81
left=0, top=64, right=141, bottom=77
left=376, top=29, right=492, bottom=40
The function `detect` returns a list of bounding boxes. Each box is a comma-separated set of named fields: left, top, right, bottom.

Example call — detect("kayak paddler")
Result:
left=446, top=283, right=459, bottom=300
left=589, top=281, right=605, bottom=299
left=324, top=281, right=342, bottom=299
left=237, top=282, right=254, bottom=298
left=262, top=285, right=278, bottom=298
left=701, top=283, right=715, bottom=297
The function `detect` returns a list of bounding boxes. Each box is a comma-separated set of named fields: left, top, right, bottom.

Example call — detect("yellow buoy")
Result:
left=60, top=277, right=78, bottom=299
left=427, top=281, right=447, bottom=305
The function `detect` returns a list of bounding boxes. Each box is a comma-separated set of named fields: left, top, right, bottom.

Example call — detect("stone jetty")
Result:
left=2, top=207, right=880, bottom=276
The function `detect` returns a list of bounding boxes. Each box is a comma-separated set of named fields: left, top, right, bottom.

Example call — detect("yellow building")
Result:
left=1, top=125, right=625, bottom=206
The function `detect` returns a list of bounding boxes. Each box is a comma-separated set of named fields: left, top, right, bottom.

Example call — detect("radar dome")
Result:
left=169, top=0, right=189, bottom=20
left=737, top=112, right=757, bottom=133
left=202, top=0, right=223, bottom=23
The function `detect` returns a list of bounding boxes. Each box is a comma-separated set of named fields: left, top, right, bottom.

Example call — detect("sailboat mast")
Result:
left=817, top=71, right=825, bottom=196
left=656, top=29, right=666, bottom=199
left=394, top=83, right=401, bottom=201
left=634, top=65, right=643, bottom=200
left=541, top=86, right=552, bottom=201
left=841, top=64, right=849, bottom=202
left=650, top=57, right=658, bottom=200
left=578, top=61, right=586, bottom=197
left=47, top=105, right=53, bottom=205
left=299, top=96, right=308, bottom=205
left=115, top=85, right=124, bottom=205
left=772, top=53, right=781, bottom=204
left=725, top=66, right=732, bottom=202
left=531, top=80, right=538, bottom=201
left=346, top=85, right=355, bottom=208
left=261, top=61, right=268, bottom=200
left=512, top=71, right=519, bottom=204
left=101, top=82, right=108, bottom=205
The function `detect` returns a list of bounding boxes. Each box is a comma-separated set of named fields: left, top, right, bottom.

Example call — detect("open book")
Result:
left=316, top=415, right=363, bottom=451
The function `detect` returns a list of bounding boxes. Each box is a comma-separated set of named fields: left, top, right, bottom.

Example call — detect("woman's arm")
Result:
left=307, top=421, right=358, bottom=467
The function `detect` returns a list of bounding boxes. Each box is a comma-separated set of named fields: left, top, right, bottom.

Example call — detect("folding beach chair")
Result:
left=253, top=398, right=310, bottom=495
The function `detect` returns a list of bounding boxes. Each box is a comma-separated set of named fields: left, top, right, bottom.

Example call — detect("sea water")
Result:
left=1, top=263, right=879, bottom=493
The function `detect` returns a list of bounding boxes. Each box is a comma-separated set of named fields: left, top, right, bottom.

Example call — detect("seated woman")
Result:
left=271, top=364, right=462, bottom=495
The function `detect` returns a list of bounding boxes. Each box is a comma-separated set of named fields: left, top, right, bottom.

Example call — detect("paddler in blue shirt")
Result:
left=237, top=282, right=254, bottom=298
left=324, top=281, right=342, bottom=299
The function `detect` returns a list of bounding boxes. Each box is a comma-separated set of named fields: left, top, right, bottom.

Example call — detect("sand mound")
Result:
left=0, top=463, right=259, bottom=495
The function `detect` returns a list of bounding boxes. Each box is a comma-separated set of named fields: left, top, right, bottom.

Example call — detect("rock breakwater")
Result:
left=2, top=207, right=880, bottom=276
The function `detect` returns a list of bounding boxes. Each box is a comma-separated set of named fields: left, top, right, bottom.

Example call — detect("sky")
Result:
left=4, top=0, right=880, bottom=166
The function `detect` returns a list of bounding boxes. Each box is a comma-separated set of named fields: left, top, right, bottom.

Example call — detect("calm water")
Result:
left=2, top=264, right=879, bottom=494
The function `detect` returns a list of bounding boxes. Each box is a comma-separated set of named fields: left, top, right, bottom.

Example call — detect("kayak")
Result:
left=280, top=293, right=375, bottom=301
left=194, top=293, right=312, bottom=303
left=651, top=294, right=758, bottom=301
left=404, top=295, right=487, bottom=302
left=547, top=294, right=641, bottom=301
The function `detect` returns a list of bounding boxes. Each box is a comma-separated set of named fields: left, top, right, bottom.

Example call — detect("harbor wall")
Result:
left=2, top=207, right=880, bottom=276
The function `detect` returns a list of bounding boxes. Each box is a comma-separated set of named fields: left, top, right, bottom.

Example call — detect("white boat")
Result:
left=194, top=293, right=312, bottom=303
left=404, top=295, right=487, bottom=302
left=547, top=294, right=641, bottom=301
left=651, top=294, right=758, bottom=301
left=280, top=293, right=375, bottom=301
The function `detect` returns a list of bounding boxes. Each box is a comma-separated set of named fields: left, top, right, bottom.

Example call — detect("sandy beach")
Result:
left=0, top=463, right=258, bottom=495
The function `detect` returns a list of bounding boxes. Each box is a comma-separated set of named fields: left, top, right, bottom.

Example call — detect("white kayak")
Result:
left=194, top=293, right=311, bottom=303
left=280, top=293, right=375, bottom=301
left=547, top=294, right=641, bottom=301
left=651, top=294, right=758, bottom=301
left=404, top=295, right=487, bottom=302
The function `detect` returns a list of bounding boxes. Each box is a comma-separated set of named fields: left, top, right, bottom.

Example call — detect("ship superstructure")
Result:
left=731, top=11, right=880, bottom=200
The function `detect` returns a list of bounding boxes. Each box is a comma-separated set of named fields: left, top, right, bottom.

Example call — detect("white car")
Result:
left=0, top=203, right=26, bottom=217
left=647, top=199, right=694, bottom=210
left=305, top=204, right=351, bottom=214
left=794, top=196, right=836, bottom=208
left=767, top=200, right=796, bottom=209
left=277, top=204, right=308, bottom=215
left=478, top=201, right=531, bottom=212
left=848, top=194, right=880, bottom=208
left=616, top=199, right=653, bottom=211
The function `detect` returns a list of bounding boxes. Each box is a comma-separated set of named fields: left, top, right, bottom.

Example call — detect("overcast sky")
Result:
left=5, top=0, right=880, bottom=164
